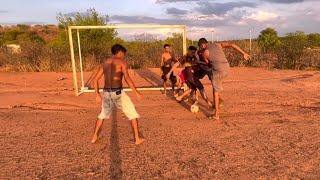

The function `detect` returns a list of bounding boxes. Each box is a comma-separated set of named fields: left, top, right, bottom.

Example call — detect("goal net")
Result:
left=68, top=24, right=187, bottom=96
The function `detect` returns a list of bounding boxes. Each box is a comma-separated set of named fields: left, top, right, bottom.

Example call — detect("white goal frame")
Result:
left=68, top=24, right=187, bottom=96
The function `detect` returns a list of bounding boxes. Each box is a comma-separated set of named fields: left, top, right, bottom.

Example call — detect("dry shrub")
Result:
left=1, top=25, right=320, bottom=72
left=83, top=54, right=100, bottom=71
left=298, top=49, right=320, bottom=70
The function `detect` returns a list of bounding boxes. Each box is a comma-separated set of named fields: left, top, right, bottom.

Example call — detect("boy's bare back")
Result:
left=103, top=57, right=126, bottom=89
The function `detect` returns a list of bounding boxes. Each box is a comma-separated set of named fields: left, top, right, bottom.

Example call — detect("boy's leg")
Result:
left=174, top=82, right=182, bottom=98
left=176, top=89, right=192, bottom=102
left=213, top=91, right=220, bottom=120
left=163, top=80, right=167, bottom=94
left=171, top=82, right=175, bottom=94
left=118, top=92, right=144, bottom=145
left=92, top=92, right=112, bottom=143
left=191, top=69, right=212, bottom=107
left=131, top=119, right=145, bottom=145
left=181, top=69, right=192, bottom=100
left=199, top=88, right=212, bottom=106
left=161, top=69, right=167, bottom=94
left=194, top=78, right=212, bottom=107
left=91, top=119, right=104, bottom=143
left=194, top=90, right=199, bottom=104
left=170, top=73, right=177, bottom=95
left=211, top=72, right=226, bottom=120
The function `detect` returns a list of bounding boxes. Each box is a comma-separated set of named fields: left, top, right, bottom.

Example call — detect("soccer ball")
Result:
left=190, top=104, right=199, bottom=113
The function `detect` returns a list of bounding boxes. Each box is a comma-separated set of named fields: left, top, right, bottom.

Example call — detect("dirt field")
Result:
left=0, top=67, right=319, bottom=179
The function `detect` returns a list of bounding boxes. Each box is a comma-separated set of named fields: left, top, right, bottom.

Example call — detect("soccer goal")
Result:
left=68, top=24, right=187, bottom=96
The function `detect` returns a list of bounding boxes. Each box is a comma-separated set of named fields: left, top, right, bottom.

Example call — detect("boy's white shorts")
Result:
left=98, top=90, right=140, bottom=120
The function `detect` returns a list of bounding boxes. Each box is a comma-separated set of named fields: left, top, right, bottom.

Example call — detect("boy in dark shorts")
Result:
left=167, top=46, right=212, bottom=108
left=160, top=44, right=177, bottom=94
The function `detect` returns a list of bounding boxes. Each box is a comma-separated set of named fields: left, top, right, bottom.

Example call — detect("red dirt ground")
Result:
left=0, top=67, right=319, bottom=179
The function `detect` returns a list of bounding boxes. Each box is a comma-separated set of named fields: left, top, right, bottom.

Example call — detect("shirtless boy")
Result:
left=160, top=44, right=177, bottom=94
left=91, top=44, right=144, bottom=145
left=198, top=38, right=250, bottom=120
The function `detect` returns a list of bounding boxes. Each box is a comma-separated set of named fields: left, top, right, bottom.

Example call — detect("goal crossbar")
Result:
left=68, top=24, right=187, bottom=96
left=69, top=24, right=187, bottom=29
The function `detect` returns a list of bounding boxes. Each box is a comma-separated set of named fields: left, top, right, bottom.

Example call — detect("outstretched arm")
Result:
left=168, top=57, right=181, bottom=75
left=122, top=61, right=142, bottom=98
left=166, top=61, right=180, bottom=79
left=219, top=42, right=250, bottom=60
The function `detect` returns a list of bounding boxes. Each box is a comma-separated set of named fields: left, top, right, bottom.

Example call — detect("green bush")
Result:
left=258, top=28, right=280, bottom=53
left=276, top=31, right=308, bottom=69
left=307, top=33, right=320, bottom=48
left=2, top=29, right=24, bottom=44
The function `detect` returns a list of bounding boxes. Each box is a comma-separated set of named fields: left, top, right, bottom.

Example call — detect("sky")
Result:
left=1, top=0, right=320, bottom=40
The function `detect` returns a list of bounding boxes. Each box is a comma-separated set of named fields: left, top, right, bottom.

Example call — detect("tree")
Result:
left=17, top=24, right=30, bottom=31
left=0, top=32, right=4, bottom=46
left=163, top=33, right=183, bottom=56
left=17, top=32, right=45, bottom=44
left=2, top=29, right=23, bottom=44
left=276, top=31, right=308, bottom=69
left=258, top=27, right=280, bottom=53
left=307, top=33, right=320, bottom=48
left=56, top=8, right=117, bottom=59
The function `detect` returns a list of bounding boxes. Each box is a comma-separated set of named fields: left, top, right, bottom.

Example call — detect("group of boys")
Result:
left=91, top=38, right=249, bottom=145
left=161, top=38, right=250, bottom=120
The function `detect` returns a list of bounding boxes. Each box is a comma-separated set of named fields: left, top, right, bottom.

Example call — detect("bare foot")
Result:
left=91, top=134, right=98, bottom=144
left=208, top=115, right=220, bottom=121
left=135, top=138, right=145, bottom=145
left=176, top=96, right=182, bottom=102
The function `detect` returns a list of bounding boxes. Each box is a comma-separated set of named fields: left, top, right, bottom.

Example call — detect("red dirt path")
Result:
left=0, top=67, right=319, bottom=179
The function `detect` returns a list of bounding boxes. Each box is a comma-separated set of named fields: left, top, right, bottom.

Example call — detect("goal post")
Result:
left=68, top=24, right=188, bottom=96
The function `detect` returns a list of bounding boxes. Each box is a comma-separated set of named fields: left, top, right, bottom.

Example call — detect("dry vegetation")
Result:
left=0, top=9, right=319, bottom=72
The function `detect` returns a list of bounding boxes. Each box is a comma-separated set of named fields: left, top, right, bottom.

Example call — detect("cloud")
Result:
left=111, top=13, right=248, bottom=30
left=111, top=15, right=179, bottom=24
left=166, top=7, right=188, bottom=15
left=261, top=0, right=304, bottom=3
left=275, top=10, right=320, bottom=35
left=195, top=1, right=257, bottom=15
left=111, top=0, right=320, bottom=40
left=246, top=10, right=278, bottom=22
left=0, top=21, right=48, bottom=25
left=61, top=12, right=90, bottom=18
left=156, top=0, right=199, bottom=3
